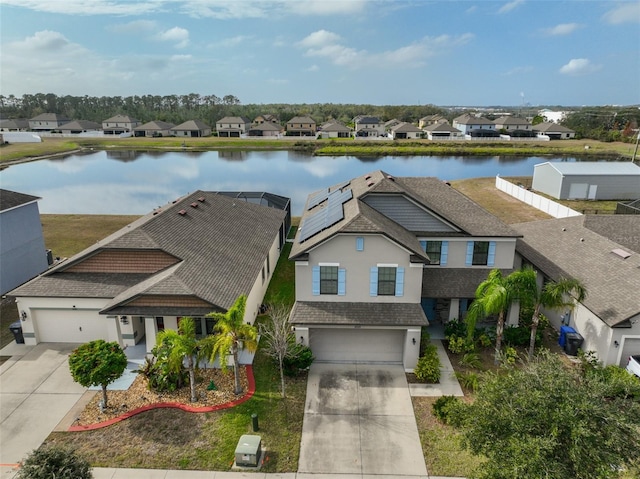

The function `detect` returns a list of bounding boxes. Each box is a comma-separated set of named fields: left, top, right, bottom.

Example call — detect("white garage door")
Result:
left=34, top=310, right=108, bottom=343
left=619, top=338, right=640, bottom=367
left=310, top=328, right=405, bottom=363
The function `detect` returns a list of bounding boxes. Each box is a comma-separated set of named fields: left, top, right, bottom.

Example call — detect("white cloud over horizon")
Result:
left=603, top=2, right=640, bottom=24
left=498, top=0, right=524, bottom=14
left=559, top=58, right=601, bottom=75
left=542, top=23, right=582, bottom=36
left=156, top=27, right=190, bottom=48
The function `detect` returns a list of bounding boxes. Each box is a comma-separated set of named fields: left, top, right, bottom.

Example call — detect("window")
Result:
left=261, top=266, right=266, bottom=283
left=356, top=237, right=364, bottom=251
left=155, top=317, right=164, bottom=331
left=466, top=241, right=496, bottom=266
left=320, top=266, right=338, bottom=294
left=267, top=255, right=270, bottom=274
left=378, top=267, right=396, bottom=295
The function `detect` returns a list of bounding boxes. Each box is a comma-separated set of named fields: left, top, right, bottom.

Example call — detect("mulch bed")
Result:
left=74, top=367, right=249, bottom=427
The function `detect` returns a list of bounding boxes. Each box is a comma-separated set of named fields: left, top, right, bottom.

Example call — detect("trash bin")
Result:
left=564, top=332, right=583, bottom=356
left=558, top=325, right=575, bottom=348
left=9, top=321, right=24, bottom=344
left=251, top=413, right=259, bottom=432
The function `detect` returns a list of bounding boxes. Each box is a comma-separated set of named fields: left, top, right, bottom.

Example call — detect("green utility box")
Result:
left=235, top=434, right=262, bottom=467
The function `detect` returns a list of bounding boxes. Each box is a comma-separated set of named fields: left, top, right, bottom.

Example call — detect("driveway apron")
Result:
left=299, top=363, right=428, bottom=476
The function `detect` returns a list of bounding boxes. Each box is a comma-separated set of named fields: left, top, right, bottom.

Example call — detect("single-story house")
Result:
left=532, top=162, right=640, bottom=200
left=289, top=170, right=520, bottom=370
left=513, top=215, right=640, bottom=366
left=0, top=119, right=30, bottom=132
left=390, top=122, right=423, bottom=139
left=102, top=115, right=141, bottom=135
left=10, top=191, right=290, bottom=351
left=248, top=122, right=283, bottom=137
left=133, top=121, right=175, bottom=137
left=423, top=122, right=463, bottom=140
left=286, top=116, right=316, bottom=136
left=28, top=113, right=70, bottom=131
left=317, top=120, right=352, bottom=138
left=58, top=120, right=102, bottom=134
left=172, top=120, right=212, bottom=138
left=533, top=122, right=575, bottom=139
left=0, top=189, right=48, bottom=295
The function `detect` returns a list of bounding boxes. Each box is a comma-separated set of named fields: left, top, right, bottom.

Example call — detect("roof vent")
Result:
left=198, top=197, right=205, bottom=202
left=367, top=181, right=374, bottom=187
left=388, top=175, right=395, bottom=181
left=365, top=174, right=371, bottom=180
left=178, top=209, right=187, bottom=216
left=190, top=202, right=198, bottom=208
left=611, top=248, right=631, bottom=259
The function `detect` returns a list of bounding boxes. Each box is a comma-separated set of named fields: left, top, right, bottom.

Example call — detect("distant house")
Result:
left=354, top=116, right=385, bottom=137
left=0, top=189, right=48, bottom=296
left=389, top=122, right=423, bottom=139
left=533, top=122, right=576, bottom=139
left=532, top=162, right=640, bottom=200
left=58, top=120, right=102, bottom=134
left=513, top=215, right=640, bottom=366
left=133, top=121, right=175, bottom=137
left=248, top=122, right=283, bottom=137
left=538, top=109, right=569, bottom=123
left=0, top=119, right=29, bottom=132
left=216, top=117, right=252, bottom=137
left=317, top=120, right=352, bottom=139
left=172, top=120, right=212, bottom=138
left=253, top=114, right=279, bottom=125
left=493, top=116, right=532, bottom=136
left=286, top=116, right=316, bottom=136
left=418, top=115, right=447, bottom=129
left=102, top=115, right=142, bottom=135
left=452, top=114, right=496, bottom=136
left=28, top=113, right=70, bottom=131
left=10, top=191, right=290, bottom=349
left=423, top=122, right=463, bottom=140
left=384, top=119, right=402, bottom=131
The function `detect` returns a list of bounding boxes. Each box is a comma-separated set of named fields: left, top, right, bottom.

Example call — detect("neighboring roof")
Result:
left=172, top=120, right=211, bottom=131
left=217, top=116, right=251, bottom=124
left=453, top=114, right=494, bottom=125
left=356, top=116, right=381, bottom=124
left=424, top=122, right=462, bottom=133
left=11, top=273, right=150, bottom=299
left=0, top=189, right=41, bottom=212
left=532, top=122, right=574, bottom=133
left=289, top=301, right=428, bottom=326
left=384, top=119, right=402, bottom=128
left=12, top=191, right=288, bottom=313
left=391, top=122, right=423, bottom=133
left=287, top=116, right=316, bottom=124
left=582, top=215, right=640, bottom=254
left=0, top=119, right=29, bottom=129
left=494, top=116, right=531, bottom=126
left=249, top=122, right=283, bottom=132
left=134, top=121, right=175, bottom=131
left=534, top=161, right=640, bottom=176
left=290, top=171, right=519, bottom=260
left=420, top=114, right=446, bottom=122
left=58, top=120, right=102, bottom=131
left=320, top=121, right=352, bottom=133
left=512, top=216, right=640, bottom=327
left=103, top=115, right=140, bottom=123
left=29, top=113, right=69, bottom=122
left=422, top=268, right=513, bottom=298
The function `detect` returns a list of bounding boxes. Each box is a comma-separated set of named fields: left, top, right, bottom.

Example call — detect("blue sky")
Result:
left=1, top=0, right=638, bottom=106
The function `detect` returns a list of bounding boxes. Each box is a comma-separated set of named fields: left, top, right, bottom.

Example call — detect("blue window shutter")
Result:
left=440, top=241, right=448, bottom=266
left=419, top=240, right=427, bottom=252
left=338, top=268, right=346, bottom=296
left=312, top=266, right=320, bottom=295
left=487, top=241, right=496, bottom=266
left=395, top=267, right=404, bottom=297
left=356, top=237, right=364, bottom=251
left=370, top=267, right=378, bottom=296
left=466, top=241, right=474, bottom=266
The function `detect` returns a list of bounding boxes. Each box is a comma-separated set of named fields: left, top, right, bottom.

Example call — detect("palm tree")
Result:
left=156, top=316, right=200, bottom=402
left=202, top=295, right=258, bottom=395
left=516, top=267, right=587, bottom=359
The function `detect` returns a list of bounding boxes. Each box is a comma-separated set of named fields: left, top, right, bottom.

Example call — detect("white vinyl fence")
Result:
left=495, top=175, right=582, bottom=218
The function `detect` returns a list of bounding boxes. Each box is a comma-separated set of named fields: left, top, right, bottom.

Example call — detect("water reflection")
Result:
left=0, top=150, right=587, bottom=215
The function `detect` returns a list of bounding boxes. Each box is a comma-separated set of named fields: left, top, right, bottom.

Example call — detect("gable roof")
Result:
left=58, top=120, right=102, bottom=131
left=29, top=113, right=69, bottom=122
left=424, top=122, right=461, bottom=133
left=320, top=121, right=352, bottom=133
left=103, top=115, right=140, bottom=123
left=532, top=122, right=574, bottom=133
left=249, top=122, right=282, bottom=132
left=172, top=120, right=211, bottom=131
left=287, top=116, right=316, bottom=124
left=355, top=116, right=381, bottom=124
left=453, top=114, right=494, bottom=125
left=493, top=116, right=531, bottom=126
left=12, top=191, right=287, bottom=314
left=134, top=121, right=175, bottom=131
left=0, top=119, right=29, bottom=129
left=0, top=189, right=41, bottom=212
left=290, top=171, right=519, bottom=260
left=512, top=215, right=640, bottom=327
left=217, top=116, right=251, bottom=124
left=391, top=122, right=423, bottom=133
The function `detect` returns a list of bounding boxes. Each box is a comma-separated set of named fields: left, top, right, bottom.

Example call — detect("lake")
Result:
left=0, top=150, right=589, bottom=215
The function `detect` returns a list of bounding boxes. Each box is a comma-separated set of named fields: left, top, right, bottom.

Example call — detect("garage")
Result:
left=310, top=328, right=405, bottom=363
left=619, top=337, right=640, bottom=367
left=34, top=309, right=108, bottom=343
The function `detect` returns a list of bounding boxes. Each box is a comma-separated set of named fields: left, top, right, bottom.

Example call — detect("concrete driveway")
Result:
left=0, top=343, right=86, bottom=465
left=299, top=363, right=428, bottom=477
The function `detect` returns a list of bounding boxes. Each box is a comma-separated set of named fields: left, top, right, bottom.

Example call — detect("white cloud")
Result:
left=603, top=2, right=640, bottom=24
left=156, top=26, right=190, bottom=48
left=107, top=20, right=157, bottom=34
left=288, top=0, right=368, bottom=16
left=504, top=65, right=534, bottom=76
left=0, top=0, right=156, bottom=15
left=220, top=35, right=253, bottom=47
left=298, top=30, right=343, bottom=48
left=498, top=0, right=524, bottom=14
left=542, top=23, right=582, bottom=36
left=466, top=5, right=477, bottom=14
left=306, top=64, right=320, bottom=72
left=559, top=58, right=601, bottom=75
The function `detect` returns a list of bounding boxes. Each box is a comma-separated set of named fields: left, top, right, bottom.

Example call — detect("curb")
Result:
left=68, top=365, right=255, bottom=431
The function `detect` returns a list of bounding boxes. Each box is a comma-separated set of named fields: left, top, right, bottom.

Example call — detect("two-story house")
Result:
left=452, top=114, right=498, bottom=137
left=418, top=114, right=447, bottom=129
left=289, top=171, right=520, bottom=370
left=216, top=116, right=252, bottom=137
left=102, top=115, right=141, bottom=135
left=28, top=113, right=70, bottom=131
left=286, top=116, right=316, bottom=136
left=354, top=116, right=385, bottom=137
left=493, top=116, right=533, bottom=136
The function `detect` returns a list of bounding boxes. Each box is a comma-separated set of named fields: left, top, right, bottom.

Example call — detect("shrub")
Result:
left=459, top=352, right=482, bottom=369
left=501, top=346, right=519, bottom=366
left=137, top=340, right=187, bottom=392
left=447, top=335, right=475, bottom=354
left=503, top=325, right=541, bottom=347
left=414, top=344, right=441, bottom=383
left=477, top=332, right=493, bottom=348
left=17, top=447, right=92, bottom=479
left=432, top=395, right=463, bottom=425
left=283, top=343, right=314, bottom=376
left=444, top=318, right=467, bottom=339
left=419, top=327, right=431, bottom=357
left=455, top=371, right=480, bottom=392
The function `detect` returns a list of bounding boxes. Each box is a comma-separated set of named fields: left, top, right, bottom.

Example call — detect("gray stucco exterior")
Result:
left=0, top=196, right=48, bottom=295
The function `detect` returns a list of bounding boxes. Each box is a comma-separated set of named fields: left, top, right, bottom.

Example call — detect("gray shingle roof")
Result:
left=134, top=121, right=175, bottom=131
left=512, top=216, right=640, bottom=326
left=290, top=301, right=428, bottom=326
left=58, top=120, right=102, bottom=131
left=453, top=114, right=494, bottom=125
left=391, top=122, right=422, bottom=133
left=422, top=268, right=513, bottom=298
left=424, top=122, right=461, bottom=133
left=217, top=117, right=251, bottom=124
left=172, top=120, right=211, bottom=131
left=0, top=189, right=41, bottom=212
left=29, top=113, right=70, bottom=122
left=11, top=192, right=287, bottom=313
left=10, top=273, right=150, bottom=298
left=493, top=116, right=531, bottom=126
left=287, top=116, right=316, bottom=124
left=320, top=121, right=352, bottom=133
left=532, top=122, right=574, bottom=133
left=583, top=215, right=640, bottom=253
left=103, top=115, right=140, bottom=123
left=249, top=122, right=282, bottom=132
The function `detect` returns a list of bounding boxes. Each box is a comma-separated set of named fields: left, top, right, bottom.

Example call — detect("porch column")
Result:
left=144, top=317, right=157, bottom=354
left=448, top=299, right=460, bottom=322
left=507, top=301, right=520, bottom=327
left=106, top=316, right=124, bottom=348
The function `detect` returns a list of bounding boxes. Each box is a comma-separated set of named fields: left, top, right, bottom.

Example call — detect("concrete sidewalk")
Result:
left=409, top=340, right=464, bottom=397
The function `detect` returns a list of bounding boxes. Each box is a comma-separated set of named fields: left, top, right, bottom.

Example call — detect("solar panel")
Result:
left=307, top=188, right=329, bottom=210
left=298, top=187, right=354, bottom=242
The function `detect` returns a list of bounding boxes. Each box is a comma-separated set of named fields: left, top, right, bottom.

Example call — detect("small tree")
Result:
left=68, top=340, right=127, bottom=408
left=259, top=303, right=294, bottom=398
left=17, top=447, right=92, bottom=479
left=202, top=295, right=258, bottom=394
left=155, top=316, right=201, bottom=402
